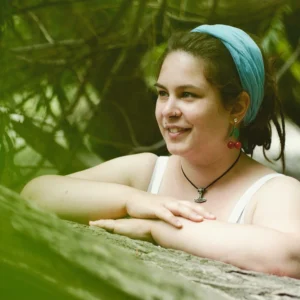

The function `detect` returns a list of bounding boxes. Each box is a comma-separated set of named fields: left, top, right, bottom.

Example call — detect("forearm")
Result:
left=20, top=175, right=146, bottom=224
left=151, top=218, right=298, bottom=277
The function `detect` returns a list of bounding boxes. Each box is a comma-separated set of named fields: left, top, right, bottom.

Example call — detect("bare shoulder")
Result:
left=251, top=174, right=300, bottom=233
left=67, top=152, right=158, bottom=191
left=255, top=174, right=300, bottom=198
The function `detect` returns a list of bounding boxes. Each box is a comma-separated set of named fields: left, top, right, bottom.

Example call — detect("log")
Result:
left=1, top=185, right=300, bottom=299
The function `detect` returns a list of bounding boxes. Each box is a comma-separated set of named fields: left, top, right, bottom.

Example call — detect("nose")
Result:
left=161, top=95, right=181, bottom=119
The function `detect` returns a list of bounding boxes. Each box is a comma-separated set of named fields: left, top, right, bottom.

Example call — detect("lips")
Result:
left=164, top=124, right=191, bottom=130
left=163, top=125, right=191, bottom=139
left=168, top=128, right=190, bottom=133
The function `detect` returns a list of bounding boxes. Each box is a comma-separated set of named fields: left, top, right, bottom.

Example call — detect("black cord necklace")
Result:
left=181, top=151, right=242, bottom=203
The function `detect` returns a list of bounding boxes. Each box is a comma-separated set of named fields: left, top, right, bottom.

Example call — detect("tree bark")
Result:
left=1, top=185, right=300, bottom=300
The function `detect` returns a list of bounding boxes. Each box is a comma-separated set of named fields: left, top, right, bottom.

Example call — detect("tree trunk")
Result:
left=1, top=185, right=300, bottom=300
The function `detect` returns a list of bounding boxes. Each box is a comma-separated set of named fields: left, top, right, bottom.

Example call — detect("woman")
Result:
left=21, top=25, right=300, bottom=278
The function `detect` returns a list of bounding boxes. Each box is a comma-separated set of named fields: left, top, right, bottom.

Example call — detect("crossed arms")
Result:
left=21, top=154, right=300, bottom=278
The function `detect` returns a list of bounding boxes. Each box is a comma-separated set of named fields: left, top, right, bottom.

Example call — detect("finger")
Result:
left=90, top=219, right=153, bottom=241
left=165, top=202, right=205, bottom=222
left=89, top=219, right=137, bottom=235
left=89, top=219, right=116, bottom=232
left=191, top=205, right=216, bottom=219
left=180, top=201, right=216, bottom=220
left=154, top=207, right=183, bottom=228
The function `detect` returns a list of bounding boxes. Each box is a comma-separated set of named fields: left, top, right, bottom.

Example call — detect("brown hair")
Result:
left=160, top=31, right=285, bottom=172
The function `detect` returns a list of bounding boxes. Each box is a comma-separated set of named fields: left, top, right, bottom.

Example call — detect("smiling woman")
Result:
left=154, top=50, right=230, bottom=158
left=20, top=24, right=300, bottom=279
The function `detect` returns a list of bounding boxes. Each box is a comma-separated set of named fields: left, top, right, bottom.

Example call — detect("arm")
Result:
left=20, top=153, right=157, bottom=223
left=21, top=174, right=143, bottom=223
left=20, top=153, right=214, bottom=225
left=151, top=219, right=300, bottom=277
left=151, top=176, right=300, bottom=278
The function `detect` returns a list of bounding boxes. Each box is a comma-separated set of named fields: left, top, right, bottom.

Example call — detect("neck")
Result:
left=179, top=150, right=243, bottom=188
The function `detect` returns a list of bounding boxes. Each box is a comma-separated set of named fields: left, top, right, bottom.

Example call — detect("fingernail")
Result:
left=205, top=212, right=214, bottom=216
left=176, top=221, right=182, bottom=227
left=193, top=214, right=203, bottom=219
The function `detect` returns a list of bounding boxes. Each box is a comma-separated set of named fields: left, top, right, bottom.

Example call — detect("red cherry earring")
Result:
left=227, top=118, right=242, bottom=150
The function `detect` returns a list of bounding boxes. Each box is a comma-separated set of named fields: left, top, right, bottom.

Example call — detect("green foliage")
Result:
left=1, top=0, right=299, bottom=190
left=0, top=0, right=12, bottom=37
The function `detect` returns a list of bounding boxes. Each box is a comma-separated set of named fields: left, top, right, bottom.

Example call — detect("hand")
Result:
left=89, top=218, right=155, bottom=243
left=125, top=194, right=216, bottom=228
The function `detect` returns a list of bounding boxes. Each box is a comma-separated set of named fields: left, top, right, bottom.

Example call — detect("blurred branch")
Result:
left=13, top=0, right=102, bottom=14
left=131, top=140, right=166, bottom=153
left=15, top=55, right=66, bottom=65
left=12, top=157, right=48, bottom=189
left=88, top=136, right=134, bottom=150
left=10, top=21, right=26, bottom=43
left=96, top=0, right=147, bottom=106
left=14, top=92, right=36, bottom=110
left=111, top=102, right=141, bottom=147
left=12, top=118, right=88, bottom=174
left=82, top=87, right=97, bottom=111
left=65, top=62, right=93, bottom=116
left=15, top=144, right=27, bottom=154
left=50, top=85, right=86, bottom=149
left=101, top=0, right=132, bottom=35
left=207, top=0, right=220, bottom=23
left=0, top=0, right=12, bottom=36
left=73, top=67, right=97, bottom=112
left=15, top=165, right=54, bottom=169
left=24, top=117, right=56, bottom=130
left=277, top=38, right=300, bottom=81
left=75, top=0, right=130, bottom=41
left=28, top=11, right=54, bottom=44
left=10, top=39, right=84, bottom=52
left=41, top=88, right=60, bottom=123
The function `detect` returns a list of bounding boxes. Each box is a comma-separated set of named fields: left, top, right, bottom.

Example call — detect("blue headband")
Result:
left=191, top=24, right=264, bottom=125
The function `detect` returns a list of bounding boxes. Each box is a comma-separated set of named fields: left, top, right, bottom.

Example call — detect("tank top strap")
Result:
left=147, top=156, right=169, bottom=194
left=228, top=173, right=284, bottom=224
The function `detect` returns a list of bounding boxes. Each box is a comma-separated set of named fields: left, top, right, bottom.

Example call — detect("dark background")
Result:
left=1, top=0, right=300, bottom=191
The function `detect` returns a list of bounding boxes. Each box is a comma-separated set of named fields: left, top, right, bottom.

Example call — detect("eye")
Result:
left=182, top=92, right=196, bottom=98
left=157, top=90, right=169, bottom=98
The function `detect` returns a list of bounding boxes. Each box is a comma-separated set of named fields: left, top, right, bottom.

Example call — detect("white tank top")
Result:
left=147, top=156, right=284, bottom=224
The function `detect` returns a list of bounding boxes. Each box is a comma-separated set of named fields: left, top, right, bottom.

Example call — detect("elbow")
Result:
left=279, top=252, right=300, bottom=279
left=20, top=176, right=41, bottom=200
left=267, top=260, right=300, bottom=279
left=237, top=256, right=300, bottom=279
left=20, top=175, right=56, bottom=203
left=228, top=236, right=300, bottom=279
left=266, top=240, right=300, bottom=279
left=20, top=178, right=38, bottom=200
left=20, top=175, right=65, bottom=218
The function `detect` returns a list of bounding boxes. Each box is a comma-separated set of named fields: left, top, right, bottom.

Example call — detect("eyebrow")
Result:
left=154, top=83, right=204, bottom=90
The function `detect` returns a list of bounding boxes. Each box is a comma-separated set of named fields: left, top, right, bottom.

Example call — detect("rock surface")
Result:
left=1, top=185, right=300, bottom=300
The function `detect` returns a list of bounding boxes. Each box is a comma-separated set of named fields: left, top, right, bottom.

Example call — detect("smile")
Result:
left=168, top=128, right=189, bottom=133
left=166, top=128, right=191, bottom=139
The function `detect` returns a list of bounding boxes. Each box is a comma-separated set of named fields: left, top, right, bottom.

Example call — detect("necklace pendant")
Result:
left=194, top=188, right=207, bottom=203
left=194, top=196, right=207, bottom=203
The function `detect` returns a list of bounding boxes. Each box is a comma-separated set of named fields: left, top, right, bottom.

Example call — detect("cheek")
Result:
left=155, top=103, right=162, bottom=123
left=206, top=110, right=230, bottom=138
left=188, top=106, right=211, bottom=125
left=192, top=105, right=229, bottom=133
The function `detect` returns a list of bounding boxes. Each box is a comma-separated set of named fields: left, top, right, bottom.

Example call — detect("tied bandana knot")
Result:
left=191, top=24, right=265, bottom=125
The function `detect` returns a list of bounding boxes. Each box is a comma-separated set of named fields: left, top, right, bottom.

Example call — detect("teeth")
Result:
left=169, top=128, right=184, bottom=133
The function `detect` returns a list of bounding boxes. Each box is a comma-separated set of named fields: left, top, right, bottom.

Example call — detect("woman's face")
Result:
left=155, top=51, right=231, bottom=158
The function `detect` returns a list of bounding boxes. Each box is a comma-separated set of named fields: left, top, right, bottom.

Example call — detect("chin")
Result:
left=166, top=144, right=191, bottom=156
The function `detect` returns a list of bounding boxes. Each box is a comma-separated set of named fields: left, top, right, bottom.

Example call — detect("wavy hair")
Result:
left=160, top=31, right=285, bottom=172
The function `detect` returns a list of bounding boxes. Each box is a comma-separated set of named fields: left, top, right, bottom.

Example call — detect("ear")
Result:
left=229, top=91, right=250, bottom=123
